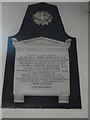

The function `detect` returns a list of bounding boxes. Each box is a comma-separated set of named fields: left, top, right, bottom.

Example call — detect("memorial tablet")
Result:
left=12, top=37, right=71, bottom=103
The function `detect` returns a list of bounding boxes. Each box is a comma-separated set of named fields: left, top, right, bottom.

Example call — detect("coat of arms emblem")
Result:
left=33, top=11, right=53, bottom=26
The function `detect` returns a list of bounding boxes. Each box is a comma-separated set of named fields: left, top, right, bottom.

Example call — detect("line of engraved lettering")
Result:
left=16, top=47, right=68, bottom=52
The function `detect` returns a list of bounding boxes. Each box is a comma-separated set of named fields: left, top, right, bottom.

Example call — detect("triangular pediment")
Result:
left=12, top=37, right=71, bottom=49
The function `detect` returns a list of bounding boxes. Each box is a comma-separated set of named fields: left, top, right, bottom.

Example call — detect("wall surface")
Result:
left=2, top=2, right=88, bottom=118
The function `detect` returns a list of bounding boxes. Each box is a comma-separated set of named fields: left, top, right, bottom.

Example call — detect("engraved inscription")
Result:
left=14, top=47, right=69, bottom=89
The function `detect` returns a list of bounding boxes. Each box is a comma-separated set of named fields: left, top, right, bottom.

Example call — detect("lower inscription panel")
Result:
left=13, top=37, right=71, bottom=103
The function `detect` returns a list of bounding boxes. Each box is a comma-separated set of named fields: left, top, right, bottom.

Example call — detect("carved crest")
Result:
left=33, top=11, right=53, bottom=26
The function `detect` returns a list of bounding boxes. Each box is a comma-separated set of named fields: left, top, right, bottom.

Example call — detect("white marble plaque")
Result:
left=12, top=37, right=71, bottom=103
